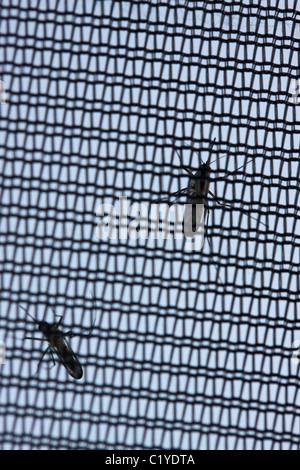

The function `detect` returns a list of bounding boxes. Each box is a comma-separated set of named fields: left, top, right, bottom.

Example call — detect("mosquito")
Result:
left=155, top=138, right=267, bottom=235
left=21, top=301, right=95, bottom=380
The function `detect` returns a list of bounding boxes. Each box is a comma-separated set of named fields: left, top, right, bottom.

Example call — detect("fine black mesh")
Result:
left=0, top=0, right=299, bottom=450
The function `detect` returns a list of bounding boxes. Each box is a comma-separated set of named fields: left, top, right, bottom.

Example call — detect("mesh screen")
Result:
left=0, top=0, right=299, bottom=450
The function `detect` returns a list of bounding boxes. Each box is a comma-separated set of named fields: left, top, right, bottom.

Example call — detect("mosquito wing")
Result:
left=54, top=336, right=83, bottom=380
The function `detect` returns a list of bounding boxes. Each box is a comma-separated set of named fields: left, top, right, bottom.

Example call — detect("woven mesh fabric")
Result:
left=0, top=0, right=299, bottom=450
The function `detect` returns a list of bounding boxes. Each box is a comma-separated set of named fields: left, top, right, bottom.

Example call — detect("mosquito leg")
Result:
left=169, top=138, right=195, bottom=177
left=49, top=350, right=56, bottom=368
left=25, top=337, right=44, bottom=341
left=55, top=317, right=64, bottom=328
left=172, top=187, right=188, bottom=197
left=208, top=190, right=268, bottom=228
left=35, top=346, right=50, bottom=375
left=174, top=150, right=194, bottom=177
left=172, top=188, right=188, bottom=204
left=201, top=206, right=224, bottom=284
left=62, top=328, right=93, bottom=340
left=152, top=187, right=188, bottom=204
left=151, top=196, right=171, bottom=204
left=62, top=330, right=74, bottom=338
left=51, top=308, right=64, bottom=328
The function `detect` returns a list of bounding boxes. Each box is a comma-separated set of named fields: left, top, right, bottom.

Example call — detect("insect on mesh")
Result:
left=0, top=0, right=299, bottom=450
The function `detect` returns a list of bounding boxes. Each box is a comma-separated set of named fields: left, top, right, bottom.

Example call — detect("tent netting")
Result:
left=0, top=0, right=299, bottom=450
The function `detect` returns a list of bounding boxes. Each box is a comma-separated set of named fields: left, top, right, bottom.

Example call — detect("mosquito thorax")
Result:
left=192, top=162, right=211, bottom=181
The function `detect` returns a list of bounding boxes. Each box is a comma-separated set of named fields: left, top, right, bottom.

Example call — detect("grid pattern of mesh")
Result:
left=0, top=0, right=299, bottom=450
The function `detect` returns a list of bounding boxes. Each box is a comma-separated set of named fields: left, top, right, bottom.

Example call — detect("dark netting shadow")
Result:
left=0, top=1, right=299, bottom=450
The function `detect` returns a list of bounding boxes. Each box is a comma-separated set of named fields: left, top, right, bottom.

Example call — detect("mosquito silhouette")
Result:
left=154, top=138, right=267, bottom=233
left=22, top=299, right=96, bottom=380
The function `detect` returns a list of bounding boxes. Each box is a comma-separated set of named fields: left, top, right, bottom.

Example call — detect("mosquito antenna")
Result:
left=208, top=189, right=268, bottom=228
left=209, top=153, right=228, bottom=167
left=205, top=137, right=216, bottom=166
left=20, top=305, right=39, bottom=324
left=225, top=156, right=256, bottom=177
left=169, top=138, right=194, bottom=177
left=209, top=154, right=256, bottom=179
left=67, top=291, right=98, bottom=339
